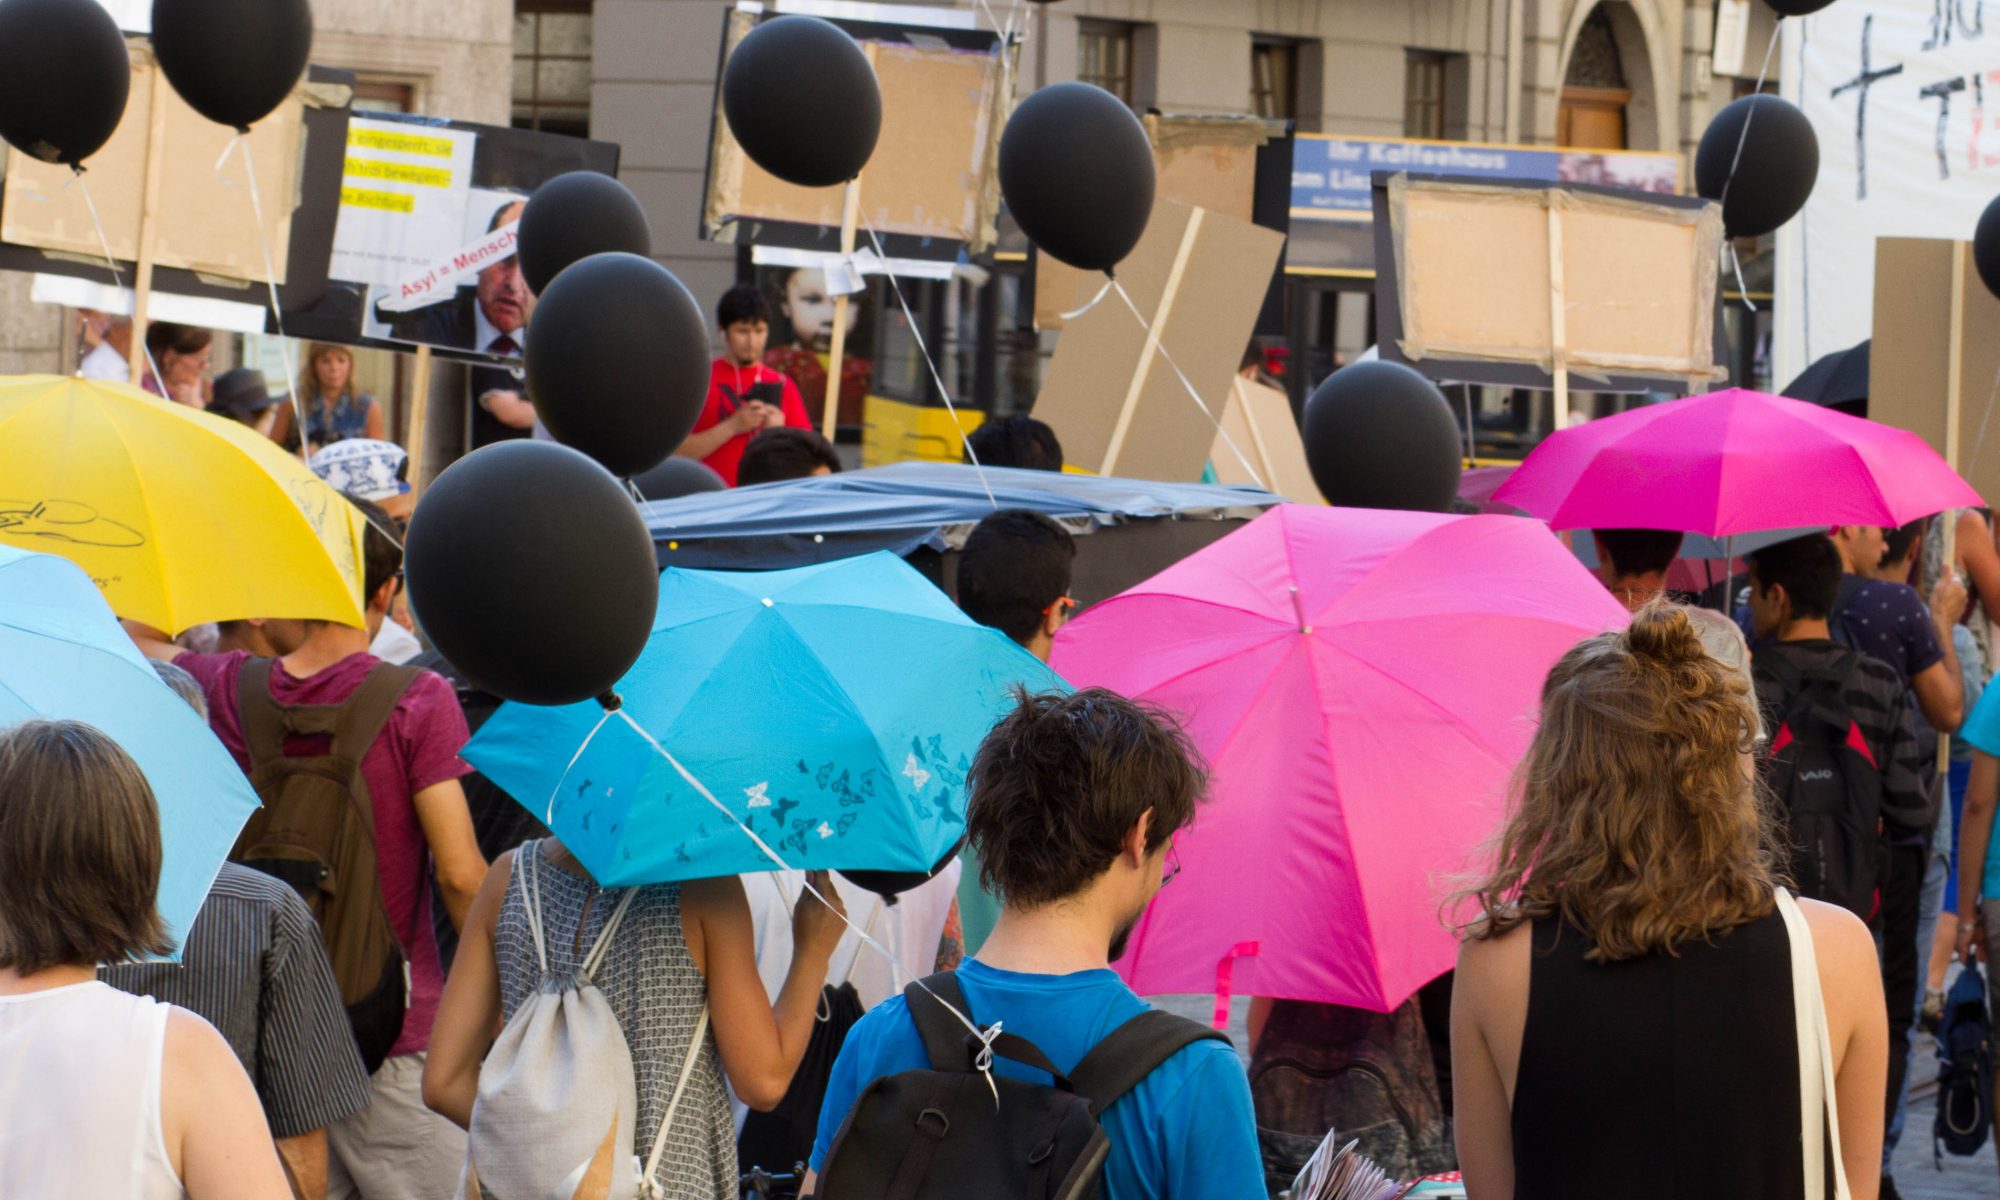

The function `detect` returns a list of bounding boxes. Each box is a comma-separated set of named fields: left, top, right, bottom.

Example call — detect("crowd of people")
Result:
left=15, top=268, right=2000, bottom=1200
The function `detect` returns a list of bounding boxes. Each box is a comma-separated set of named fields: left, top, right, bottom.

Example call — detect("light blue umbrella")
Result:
left=0, top=546, right=259, bottom=958
left=466, top=552, right=1068, bottom=886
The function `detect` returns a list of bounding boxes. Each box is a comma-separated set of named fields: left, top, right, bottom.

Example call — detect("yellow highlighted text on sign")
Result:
left=347, top=129, right=457, bottom=158
left=341, top=187, right=416, bottom=214
left=343, top=157, right=454, bottom=188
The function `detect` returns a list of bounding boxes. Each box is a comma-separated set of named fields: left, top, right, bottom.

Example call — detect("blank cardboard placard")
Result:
left=1211, top=376, right=1324, bottom=503
left=1389, top=176, right=1724, bottom=382
left=2, top=50, right=302, bottom=283
left=1870, top=237, right=2000, bottom=506
left=709, top=31, right=1006, bottom=247
left=1035, top=199, right=1286, bottom=484
left=1036, top=114, right=1270, bottom=330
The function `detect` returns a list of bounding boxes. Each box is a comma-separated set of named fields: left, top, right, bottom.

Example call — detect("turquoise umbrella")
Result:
left=466, top=552, right=1068, bottom=886
left=0, top=546, right=259, bottom=958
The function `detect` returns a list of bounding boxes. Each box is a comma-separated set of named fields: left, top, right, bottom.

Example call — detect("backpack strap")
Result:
left=903, top=974, right=1089, bottom=1089
left=640, top=1004, right=711, bottom=1198
left=578, top=888, right=637, bottom=981
left=1067, top=1010, right=1232, bottom=1114
left=236, top=657, right=288, bottom=764
left=233, top=658, right=423, bottom=839
left=906, top=973, right=978, bottom=1072
left=329, top=664, right=424, bottom=777
left=520, top=843, right=550, bottom=977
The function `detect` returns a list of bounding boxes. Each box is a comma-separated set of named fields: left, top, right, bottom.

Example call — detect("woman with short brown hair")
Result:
left=0, top=720, right=290, bottom=1199
left=1451, top=607, right=1888, bottom=1200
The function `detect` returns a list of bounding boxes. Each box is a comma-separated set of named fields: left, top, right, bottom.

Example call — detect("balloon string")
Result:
left=73, top=171, right=167, bottom=390
left=218, top=135, right=310, bottom=462
left=593, top=705, right=999, bottom=1100
left=1729, top=243, right=1757, bottom=314
left=543, top=705, right=616, bottom=825
left=1061, top=277, right=1115, bottom=321
left=860, top=212, right=1000, bottom=510
left=1718, top=22, right=1781, bottom=221
left=1963, top=361, right=2000, bottom=488
left=1109, top=280, right=1270, bottom=492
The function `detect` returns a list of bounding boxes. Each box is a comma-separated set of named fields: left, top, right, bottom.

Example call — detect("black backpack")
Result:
left=1935, top=961, right=1994, bottom=1163
left=1759, top=650, right=1884, bottom=921
left=814, top=972, right=1229, bottom=1200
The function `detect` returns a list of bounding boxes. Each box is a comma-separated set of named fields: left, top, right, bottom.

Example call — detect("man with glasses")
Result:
left=804, top=688, right=1263, bottom=1200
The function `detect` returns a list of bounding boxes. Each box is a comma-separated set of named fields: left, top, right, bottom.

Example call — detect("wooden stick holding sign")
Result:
left=1548, top=199, right=1570, bottom=431
left=405, top=344, right=433, bottom=500
left=127, top=64, right=171, bottom=384
left=823, top=177, right=862, bottom=444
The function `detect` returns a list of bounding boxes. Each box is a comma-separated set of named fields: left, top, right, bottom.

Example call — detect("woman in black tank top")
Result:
left=1449, top=606, right=1888, bottom=1199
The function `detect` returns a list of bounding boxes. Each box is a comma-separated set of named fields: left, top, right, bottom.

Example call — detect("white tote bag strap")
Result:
left=1775, top=890, right=1853, bottom=1200
left=639, top=1005, right=711, bottom=1198
left=579, top=888, right=638, bottom=982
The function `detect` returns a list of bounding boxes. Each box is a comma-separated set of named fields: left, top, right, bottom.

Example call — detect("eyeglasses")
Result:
left=1161, top=840, right=1183, bottom=887
left=1042, top=595, right=1077, bottom=621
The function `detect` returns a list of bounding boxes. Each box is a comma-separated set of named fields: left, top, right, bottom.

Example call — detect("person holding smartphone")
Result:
left=678, top=285, right=812, bottom=486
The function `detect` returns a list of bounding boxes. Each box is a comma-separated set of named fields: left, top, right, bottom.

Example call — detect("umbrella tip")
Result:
left=597, top=691, right=624, bottom=713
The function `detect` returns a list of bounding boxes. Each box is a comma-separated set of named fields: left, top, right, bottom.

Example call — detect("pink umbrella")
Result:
left=1492, top=387, right=1982, bottom=535
left=1051, top=505, right=1629, bottom=1014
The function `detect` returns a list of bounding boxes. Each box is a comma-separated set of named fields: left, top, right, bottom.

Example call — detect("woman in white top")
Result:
left=0, top=720, right=291, bottom=1200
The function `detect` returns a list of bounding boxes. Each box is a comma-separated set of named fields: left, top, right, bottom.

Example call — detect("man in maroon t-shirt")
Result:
left=134, top=501, right=487, bottom=1200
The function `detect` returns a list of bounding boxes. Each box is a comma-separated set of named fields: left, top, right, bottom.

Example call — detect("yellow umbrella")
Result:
left=0, top=375, right=366, bottom=634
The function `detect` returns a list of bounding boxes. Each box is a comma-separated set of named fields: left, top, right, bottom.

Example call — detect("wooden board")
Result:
left=1210, top=376, right=1325, bottom=503
left=1870, top=238, right=2000, bottom=506
left=2, top=48, right=303, bottom=284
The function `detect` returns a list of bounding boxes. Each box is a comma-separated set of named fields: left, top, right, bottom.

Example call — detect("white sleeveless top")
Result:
left=0, top=981, right=184, bottom=1199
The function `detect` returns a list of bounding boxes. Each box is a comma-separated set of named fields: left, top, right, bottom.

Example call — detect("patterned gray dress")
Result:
left=495, top=841, right=735, bottom=1198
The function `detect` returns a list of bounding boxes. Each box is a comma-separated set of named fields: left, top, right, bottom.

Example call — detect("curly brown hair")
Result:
left=1456, top=605, right=1781, bottom=962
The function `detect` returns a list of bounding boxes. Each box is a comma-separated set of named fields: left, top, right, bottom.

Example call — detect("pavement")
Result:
left=1146, top=995, right=2000, bottom=1198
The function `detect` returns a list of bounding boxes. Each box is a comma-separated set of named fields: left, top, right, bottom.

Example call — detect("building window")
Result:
left=514, top=1, right=593, bottom=137
left=1251, top=37, right=1298, bottom=120
left=1404, top=50, right=1449, bottom=139
left=1078, top=19, right=1136, bottom=105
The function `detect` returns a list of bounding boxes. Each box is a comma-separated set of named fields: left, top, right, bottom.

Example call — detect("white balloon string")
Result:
left=544, top=705, right=616, bottom=825
left=860, top=212, right=999, bottom=510
left=73, top=171, right=167, bottom=390
left=600, top=704, right=1000, bottom=1100
left=1060, top=277, right=1115, bottom=321
left=1110, top=280, right=1269, bottom=491
left=1717, top=25, right=1779, bottom=314
left=1963, top=361, right=2000, bottom=488
left=218, top=135, right=310, bottom=460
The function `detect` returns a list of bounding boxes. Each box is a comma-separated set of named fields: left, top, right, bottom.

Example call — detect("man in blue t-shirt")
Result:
left=806, top=688, right=1264, bottom=1200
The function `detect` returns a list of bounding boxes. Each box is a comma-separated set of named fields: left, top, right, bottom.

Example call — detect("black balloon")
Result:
left=0, top=0, right=131, bottom=166
left=839, top=837, right=967, bottom=902
left=1000, top=82, right=1155, bottom=273
left=723, top=16, right=880, bottom=188
left=1764, top=0, right=1836, bottom=14
left=518, top=172, right=653, bottom=296
left=406, top=441, right=659, bottom=707
left=152, top=0, right=311, bottom=131
left=1302, top=361, right=1462, bottom=513
left=1694, top=94, right=1819, bottom=238
left=629, top=456, right=726, bottom=502
left=526, top=252, right=710, bottom=478
left=1976, top=195, right=2000, bottom=302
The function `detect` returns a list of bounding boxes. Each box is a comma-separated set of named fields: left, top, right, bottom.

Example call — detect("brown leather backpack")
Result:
left=231, top=657, right=420, bottom=1073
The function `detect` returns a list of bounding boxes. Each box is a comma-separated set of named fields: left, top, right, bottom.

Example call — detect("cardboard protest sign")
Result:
left=1035, top=199, right=1285, bottom=484
left=1210, top=377, right=1324, bottom=504
left=1371, top=172, right=1728, bottom=397
left=1035, top=114, right=1275, bottom=331
left=702, top=2, right=1012, bottom=261
left=1869, top=237, right=2000, bottom=507
left=2, top=58, right=301, bottom=283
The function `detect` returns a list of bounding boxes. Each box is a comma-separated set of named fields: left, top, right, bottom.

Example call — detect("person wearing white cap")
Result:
left=310, top=442, right=423, bottom=664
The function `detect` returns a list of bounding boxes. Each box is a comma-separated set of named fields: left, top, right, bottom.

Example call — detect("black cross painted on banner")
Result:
left=1832, top=15, right=1906, bottom=199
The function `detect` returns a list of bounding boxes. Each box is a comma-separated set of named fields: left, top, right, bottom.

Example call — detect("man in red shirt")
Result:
left=131, top=500, right=488, bottom=1200
left=678, top=284, right=811, bottom=485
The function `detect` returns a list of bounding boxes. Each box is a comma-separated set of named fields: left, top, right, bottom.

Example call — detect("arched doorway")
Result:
left=1560, top=7, right=1629, bottom=148
left=1552, top=1, right=1670, bottom=151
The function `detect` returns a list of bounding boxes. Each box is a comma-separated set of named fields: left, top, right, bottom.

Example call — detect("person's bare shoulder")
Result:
left=1795, top=897, right=1877, bottom=981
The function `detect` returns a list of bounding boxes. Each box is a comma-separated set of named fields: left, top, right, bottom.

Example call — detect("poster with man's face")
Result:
left=277, top=112, right=617, bottom=365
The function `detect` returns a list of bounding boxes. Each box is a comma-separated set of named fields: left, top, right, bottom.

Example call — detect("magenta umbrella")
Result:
left=1492, top=387, right=1981, bottom=535
left=1050, top=505, right=1629, bottom=1014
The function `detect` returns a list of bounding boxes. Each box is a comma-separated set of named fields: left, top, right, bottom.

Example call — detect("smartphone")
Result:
left=746, top=381, right=783, bottom=408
